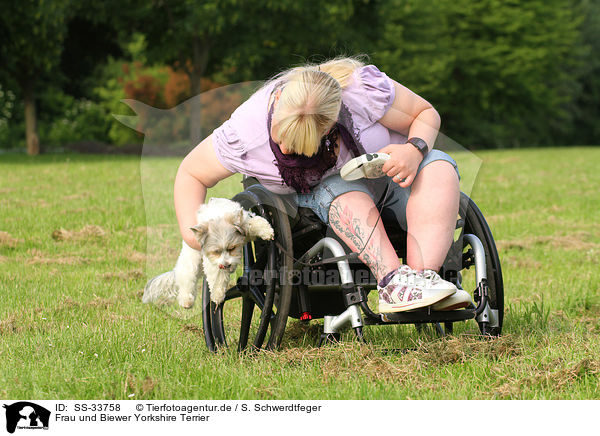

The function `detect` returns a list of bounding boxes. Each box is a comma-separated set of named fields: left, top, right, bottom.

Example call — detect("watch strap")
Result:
left=407, top=137, right=429, bottom=158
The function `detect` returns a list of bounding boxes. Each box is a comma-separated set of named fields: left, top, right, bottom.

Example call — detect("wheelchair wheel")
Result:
left=202, top=185, right=294, bottom=352
left=459, top=192, right=504, bottom=336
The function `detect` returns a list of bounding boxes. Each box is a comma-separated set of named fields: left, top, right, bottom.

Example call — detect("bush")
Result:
left=0, top=84, right=24, bottom=151
left=0, top=121, right=25, bottom=151
left=42, top=98, right=110, bottom=147
left=93, top=58, right=174, bottom=146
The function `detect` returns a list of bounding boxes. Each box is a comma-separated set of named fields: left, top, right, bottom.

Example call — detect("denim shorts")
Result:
left=293, top=149, right=459, bottom=228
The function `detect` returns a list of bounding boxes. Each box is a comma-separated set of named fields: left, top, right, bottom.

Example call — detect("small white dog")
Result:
left=142, top=197, right=274, bottom=308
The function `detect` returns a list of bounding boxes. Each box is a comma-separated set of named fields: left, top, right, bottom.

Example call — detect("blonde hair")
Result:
left=268, top=56, right=366, bottom=156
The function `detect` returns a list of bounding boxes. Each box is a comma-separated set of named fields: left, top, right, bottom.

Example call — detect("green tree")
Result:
left=0, top=0, right=71, bottom=155
left=375, top=0, right=586, bottom=148
left=126, top=0, right=378, bottom=144
left=571, top=0, right=600, bottom=144
left=216, top=0, right=381, bottom=83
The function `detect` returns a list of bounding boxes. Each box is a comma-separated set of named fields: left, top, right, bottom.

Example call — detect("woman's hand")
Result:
left=377, top=143, right=424, bottom=187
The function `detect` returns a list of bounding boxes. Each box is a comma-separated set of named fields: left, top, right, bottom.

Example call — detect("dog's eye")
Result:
left=228, top=246, right=239, bottom=253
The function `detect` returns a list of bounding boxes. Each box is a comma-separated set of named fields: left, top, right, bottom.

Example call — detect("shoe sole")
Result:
left=379, top=288, right=456, bottom=313
left=432, top=291, right=473, bottom=311
left=433, top=301, right=471, bottom=311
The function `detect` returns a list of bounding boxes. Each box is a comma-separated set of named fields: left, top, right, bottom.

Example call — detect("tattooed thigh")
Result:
left=328, top=194, right=387, bottom=278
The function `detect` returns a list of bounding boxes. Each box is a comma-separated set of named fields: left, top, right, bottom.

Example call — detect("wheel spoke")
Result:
left=238, top=297, right=255, bottom=351
left=247, top=285, right=266, bottom=309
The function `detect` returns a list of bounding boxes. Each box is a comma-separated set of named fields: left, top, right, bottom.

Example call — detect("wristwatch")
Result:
left=407, top=137, right=429, bottom=158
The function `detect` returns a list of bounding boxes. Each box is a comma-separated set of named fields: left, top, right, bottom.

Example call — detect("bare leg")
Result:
left=328, top=191, right=401, bottom=282
left=406, top=160, right=460, bottom=272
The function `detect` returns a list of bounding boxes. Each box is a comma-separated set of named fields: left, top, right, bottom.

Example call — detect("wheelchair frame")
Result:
left=202, top=182, right=504, bottom=352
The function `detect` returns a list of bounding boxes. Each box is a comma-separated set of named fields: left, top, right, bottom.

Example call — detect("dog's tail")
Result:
left=142, top=270, right=178, bottom=304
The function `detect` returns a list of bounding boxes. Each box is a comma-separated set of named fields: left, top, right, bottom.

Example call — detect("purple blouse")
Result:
left=212, top=65, right=407, bottom=194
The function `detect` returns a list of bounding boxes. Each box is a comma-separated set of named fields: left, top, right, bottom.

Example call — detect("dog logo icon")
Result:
left=3, top=402, right=50, bottom=433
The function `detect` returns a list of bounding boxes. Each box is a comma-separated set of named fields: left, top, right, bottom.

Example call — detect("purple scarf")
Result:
left=267, top=102, right=365, bottom=193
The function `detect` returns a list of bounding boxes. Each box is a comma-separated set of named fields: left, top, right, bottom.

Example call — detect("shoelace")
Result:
left=384, top=266, right=443, bottom=292
left=418, top=269, right=441, bottom=286
left=396, top=266, right=442, bottom=288
left=397, top=265, right=418, bottom=286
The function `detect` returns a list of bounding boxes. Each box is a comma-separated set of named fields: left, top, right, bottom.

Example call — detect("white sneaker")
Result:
left=340, top=153, right=390, bottom=180
left=432, top=289, right=473, bottom=311
left=378, top=266, right=457, bottom=313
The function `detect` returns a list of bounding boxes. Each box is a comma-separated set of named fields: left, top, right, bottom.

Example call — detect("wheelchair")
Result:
left=201, top=178, right=504, bottom=352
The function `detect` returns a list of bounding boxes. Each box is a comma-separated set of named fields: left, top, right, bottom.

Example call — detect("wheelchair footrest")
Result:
left=363, top=308, right=476, bottom=325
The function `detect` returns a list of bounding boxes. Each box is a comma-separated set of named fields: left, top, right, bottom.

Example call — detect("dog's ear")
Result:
left=234, top=225, right=247, bottom=238
left=226, top=210, right=247, bottom=237
left=190, top=222, right=209, bottom=245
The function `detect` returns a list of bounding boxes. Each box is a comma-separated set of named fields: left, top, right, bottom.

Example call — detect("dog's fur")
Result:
left=142, top=198, right=274, bottom=308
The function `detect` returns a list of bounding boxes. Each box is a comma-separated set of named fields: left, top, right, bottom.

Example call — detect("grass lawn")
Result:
left=0, top=147, right=598, bottom=400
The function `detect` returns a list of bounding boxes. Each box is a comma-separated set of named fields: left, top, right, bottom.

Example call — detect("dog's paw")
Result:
left=259, top=226, right=275, bottom=241
left=247, top=216, right=275, bottom=241
left=177, top=291, right=196, bottom=309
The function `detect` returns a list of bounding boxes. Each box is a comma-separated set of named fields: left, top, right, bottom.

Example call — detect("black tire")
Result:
left=459, top=193, right=504, bottom=336
left=202, top=185, right=294, bottom=352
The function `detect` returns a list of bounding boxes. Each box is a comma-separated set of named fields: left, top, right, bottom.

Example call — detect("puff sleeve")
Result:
left=212, top=120, right=247, bottom=174
left=353, top=65, right=396, bottom=124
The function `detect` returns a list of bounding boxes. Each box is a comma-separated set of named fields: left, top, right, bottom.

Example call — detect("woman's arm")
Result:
left=174, top=134, right=234, bottom=250
left=377, top=81, right=441, bottom=187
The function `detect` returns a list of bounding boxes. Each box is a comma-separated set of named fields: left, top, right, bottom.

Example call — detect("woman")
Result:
left=174, top=56, right=470, bottom=313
